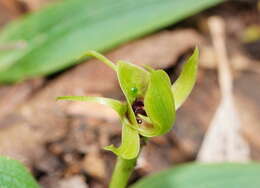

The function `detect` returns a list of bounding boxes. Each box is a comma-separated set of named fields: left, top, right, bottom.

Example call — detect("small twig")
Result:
left=197, top=16, right=250, bottom=162
left=208, top=17, right=233, bottom=97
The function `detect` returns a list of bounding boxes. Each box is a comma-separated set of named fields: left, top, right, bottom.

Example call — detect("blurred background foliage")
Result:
left=0, top=0, right=222, bottom=82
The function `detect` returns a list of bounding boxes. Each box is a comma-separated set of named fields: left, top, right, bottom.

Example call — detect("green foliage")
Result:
left=104, top=119, right=140, bottom=160
left=56, top=96, right=127, bottom=118
left=0, top=156, right=39, bottom=188
left=58, top=49, right=199, bottom=160
left=0, top=0, right=223, bottom=83
left=109, top=157, right=137, bottom=188
left=117, top=61, right=150, bottom=128
left=140, top=70, right=175, bottom=137
left=172, top=47, right=199, bottom=109
left=131, top=163, right=260, bottom=188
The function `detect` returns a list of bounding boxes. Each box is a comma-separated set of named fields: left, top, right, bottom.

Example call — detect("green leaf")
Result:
left=104, top=118, right=140, bottom=159
left=57, top=96, right=127, bottom=118
left=0, top=156, right=40, bottom=188
left=172, top=47, right=199, bottom=109
left=139, top=70, right=175, bottom=137
left=117, top=61, right=150, bottom=126
left=131, top=163, right=260, bottom=188
left=0, top=0, right=223, bottom=83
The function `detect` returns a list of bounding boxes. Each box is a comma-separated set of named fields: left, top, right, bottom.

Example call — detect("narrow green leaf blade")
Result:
left=172, top=47, right=199, bottom=109
left=132, top=163, right=260, bottom=188
left=140, top=70, right=175, bottom=137
left=57, top=96, right=127, bottom=118
left=0, top=0, right=223, bottom=82
left=104, top=119, right=140, bottom=159
left=0, top=156, right=39, bottom=188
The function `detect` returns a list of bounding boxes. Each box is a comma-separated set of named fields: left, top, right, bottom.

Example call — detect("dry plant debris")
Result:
left=197, top=16, right=250, bottom=162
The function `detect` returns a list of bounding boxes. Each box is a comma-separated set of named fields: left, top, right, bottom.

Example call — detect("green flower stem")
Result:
left=109, top=156, right=137, bottom=188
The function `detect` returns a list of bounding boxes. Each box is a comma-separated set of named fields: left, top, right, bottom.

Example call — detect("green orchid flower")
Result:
left=57, top=48, right=199, bottom=160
